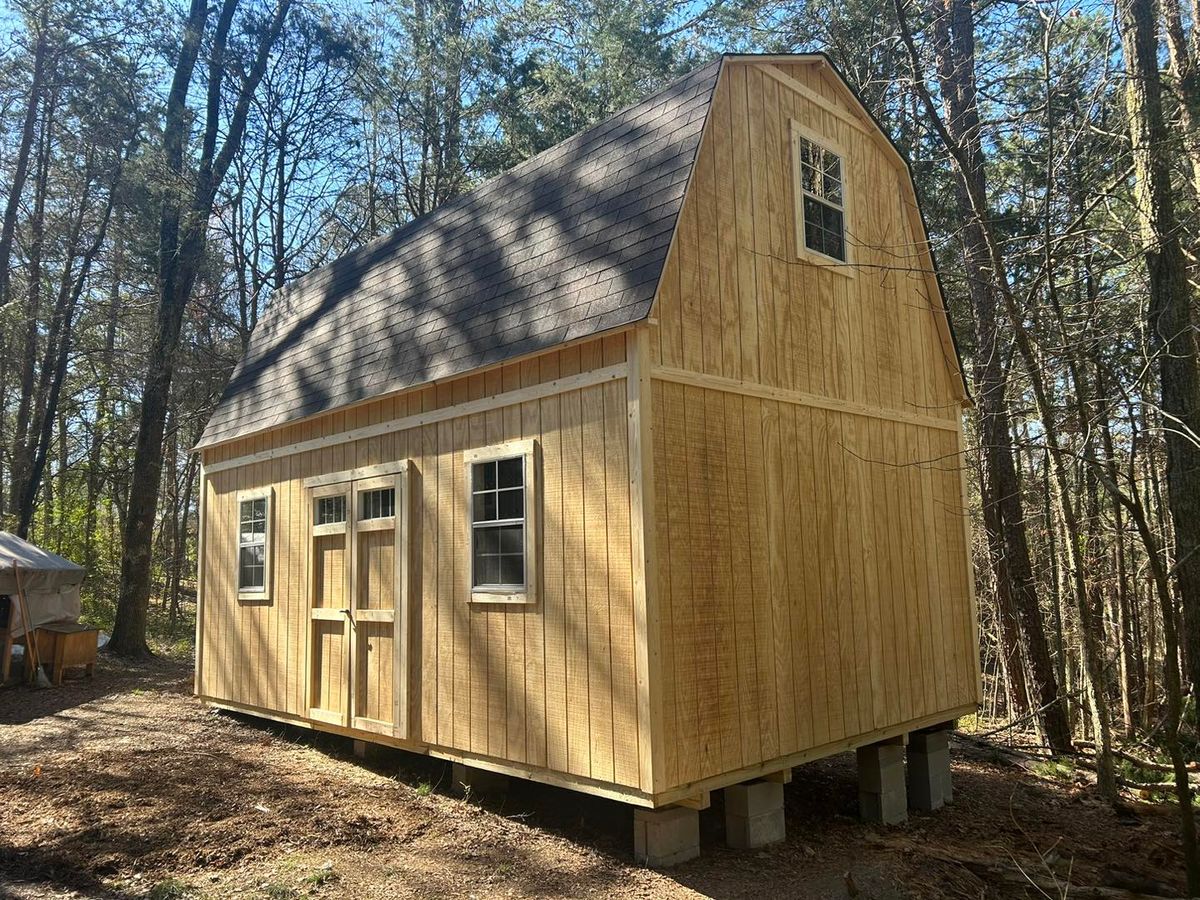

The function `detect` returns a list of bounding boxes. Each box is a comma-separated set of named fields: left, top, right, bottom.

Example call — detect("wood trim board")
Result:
left=651, top=365, right=960, bottom=433
left=204, top=364, right=627, bottom=474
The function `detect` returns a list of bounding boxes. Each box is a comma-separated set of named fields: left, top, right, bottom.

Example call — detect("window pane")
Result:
left=316, top=496, right=346, bottom=525
left=475, top=554, right=500, bottom=587
left=822, top=203, right=842, bottom=234
left=473, top=491, right=496, bottom=522
left=824, top=173, right=842, bottom=204
left=801, top=139, right=818, bottom=170
left=499, top=554, right=524, bottom=587
left=498, top=524, right=523, bottom=554
left=828, top=229, right=845, bottom=262
left=497, top=457, right=523, bottom=488
left=474, top=460, right=497, bottom=491
left=240, top=566, right=264, bottom=590
left=803, top=197, right=845, bottom=262
left=240, top=544, right=265, bottom=567
left=476, top=526, right=500, bottom=554
left=823, top=150, right=841, bottom=181
left=360, top=488, right=395, bottom=520
left=497, top=487, right=524, bottom=520
left=801, top=161, right=818, bottom=195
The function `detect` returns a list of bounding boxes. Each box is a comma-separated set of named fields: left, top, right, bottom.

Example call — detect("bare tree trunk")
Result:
left=1097, top=460, right=1200, bottom=894
left=0, top=1, right=49, bottom=310
left=1119, top=0, right=1200, bottom=717
left=899, top=0, right=1073, bottom=752
left=84, top=223, right=122, bottom=577
left=10, top=100, right=52, bottom=531
left=111, top=0, right=293, bottom=657
left=1162, top=0, right=1200, bottom=202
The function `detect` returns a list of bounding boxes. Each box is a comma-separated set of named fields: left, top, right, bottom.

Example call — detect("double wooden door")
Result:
left=307, top=465, right=409, bottom=739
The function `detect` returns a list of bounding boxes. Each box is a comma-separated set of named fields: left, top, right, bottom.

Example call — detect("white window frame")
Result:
left=236, top=487, right=273, bottom=601
left=464, top=438, right=539, bottom=605
left=790, top=120, right=853, bottom=275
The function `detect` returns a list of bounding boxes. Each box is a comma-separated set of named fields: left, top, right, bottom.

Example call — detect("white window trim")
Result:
left=464, top=438, right=539, bottom=606
left=236, top=487, right=273, bottom=601
left=790, top=120, right=854, bottom=276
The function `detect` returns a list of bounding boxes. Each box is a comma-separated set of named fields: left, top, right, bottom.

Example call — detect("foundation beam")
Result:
left=452, top=762, right=509, bottom=798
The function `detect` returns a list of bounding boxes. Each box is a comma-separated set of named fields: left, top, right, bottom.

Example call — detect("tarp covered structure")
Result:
left=0, top=531, right=84, bottom=638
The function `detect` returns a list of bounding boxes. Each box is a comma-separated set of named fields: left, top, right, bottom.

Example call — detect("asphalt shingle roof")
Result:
left=198, top=59, right=722, bottom=450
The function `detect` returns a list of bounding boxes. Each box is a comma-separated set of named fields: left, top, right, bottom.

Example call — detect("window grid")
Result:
left=798, top=136, right=846, bottom=262
left=315, top=495, right=347, bottom=526
left=471, top=457, right=525, bottom=589
left=238, top=498, right=267, bottom=591
left=360, top=487, right=395, bottom=520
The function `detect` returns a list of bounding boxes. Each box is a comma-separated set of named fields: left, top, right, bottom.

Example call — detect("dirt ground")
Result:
left=0, top=657, right=1192, bottom=899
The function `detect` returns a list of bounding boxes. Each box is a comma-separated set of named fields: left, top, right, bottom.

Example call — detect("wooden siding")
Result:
left=645, top=60, right=976, bottom=793
left=650, top=382, right=977, bottom=790
left=650, top=61, right=963, bottom=421
left=198, top=334, right=647, bottom=790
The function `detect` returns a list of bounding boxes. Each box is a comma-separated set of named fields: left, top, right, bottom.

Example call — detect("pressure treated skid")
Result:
left=195, top=55, right=980, bottom=817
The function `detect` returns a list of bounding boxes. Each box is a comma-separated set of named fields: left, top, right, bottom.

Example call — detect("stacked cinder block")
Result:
left=633, top=806, right=700, bottom=867
left=856, top=739, right=907, bottom=825
left=724, top=780, right=786, bottom=849
left=908, top=728, right=953, bottom=810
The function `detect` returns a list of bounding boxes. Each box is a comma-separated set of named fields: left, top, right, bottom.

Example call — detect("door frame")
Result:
left=303, top=460, right=411, bottom=739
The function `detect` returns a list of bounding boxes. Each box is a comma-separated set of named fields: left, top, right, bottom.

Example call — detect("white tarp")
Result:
left=0, top=531, right=85, bottom=639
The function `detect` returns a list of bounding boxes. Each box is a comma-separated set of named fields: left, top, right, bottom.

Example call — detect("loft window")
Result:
left=795, top=131, right=846, bottom=263
left=465, top=440, right=538, bottom=604
left=237, top=490, right=272, bottom=596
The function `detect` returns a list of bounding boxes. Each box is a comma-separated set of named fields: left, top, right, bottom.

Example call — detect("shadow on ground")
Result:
left=0, top=661, right=1190, bottom=899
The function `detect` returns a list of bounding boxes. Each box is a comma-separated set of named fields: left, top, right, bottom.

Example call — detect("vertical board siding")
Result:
left=651, top=383, right=977, bottom=789
left=199, top=337, right=644, bottom=790
left=653, top=61, right=962, bottom=425
left=648, top=61, right=974, bottom=792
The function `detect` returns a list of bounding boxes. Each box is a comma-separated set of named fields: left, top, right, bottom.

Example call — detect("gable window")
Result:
left=237, top=489, right=273, bottom=598
left=466, top=440, right=538, bottom=604
left=793, top=126, right=847, bottom=264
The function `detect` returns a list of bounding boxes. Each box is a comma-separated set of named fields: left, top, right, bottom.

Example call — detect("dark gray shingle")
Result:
left=198, top=60, right=722, bottom=449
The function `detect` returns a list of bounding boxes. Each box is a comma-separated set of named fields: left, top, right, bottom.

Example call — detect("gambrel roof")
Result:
left=198, top=59, right=723, bottom=449
left=199, top=54, right=968, bottom=451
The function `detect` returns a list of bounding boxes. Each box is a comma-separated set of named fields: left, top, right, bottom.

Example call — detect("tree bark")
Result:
left=111, top=0, right=293, bottom=657
left=0, top=1, right=49, bottom=310
left=1118, top=0, right=1200, bottom=718
left=902, top=0, right=1073, bottom=753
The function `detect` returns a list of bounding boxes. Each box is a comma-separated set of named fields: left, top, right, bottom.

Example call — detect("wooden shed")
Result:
left=195, top=53, right=979, bottom=858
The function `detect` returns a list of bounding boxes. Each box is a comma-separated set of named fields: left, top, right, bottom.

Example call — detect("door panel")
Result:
left=308, top=484, right=352, bottom=727
left=307, top=466, right=409, bottom=739
left=350, top=476, right=401, bottom=735
left=355, top=621, right=395, bottom=725
left=356, top=530, right=395, bottom=611
left=312, top=619, right=348, bottom=721
left=313, top=535, right=347, bottom=608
